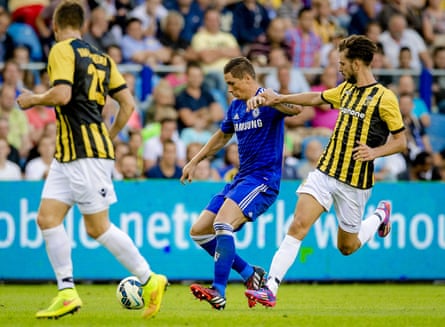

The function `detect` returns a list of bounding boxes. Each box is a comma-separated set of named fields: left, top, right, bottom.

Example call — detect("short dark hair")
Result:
left=338, top=35, right=377, bottom=65
left=223, top=57, right=255, bottom=79
left=53, top=0, right=84, bottom=30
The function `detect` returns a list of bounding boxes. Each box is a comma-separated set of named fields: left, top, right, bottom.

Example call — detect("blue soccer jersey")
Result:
left=220, top=88, right=286, bottom=191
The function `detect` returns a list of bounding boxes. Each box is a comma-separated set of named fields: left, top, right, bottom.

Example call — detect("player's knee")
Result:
left=287, top=216, right=310, bottom=239
left=337, top=244, right=356, bottom=256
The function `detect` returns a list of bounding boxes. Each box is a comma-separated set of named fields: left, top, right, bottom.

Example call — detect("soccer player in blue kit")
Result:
left=180, top=57, right=302, bottom=310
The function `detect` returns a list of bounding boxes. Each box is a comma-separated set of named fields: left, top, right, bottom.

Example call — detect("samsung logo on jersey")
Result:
left=234, top=119, right=263, bottom=131
left=340, top=107, right=366, bottom=119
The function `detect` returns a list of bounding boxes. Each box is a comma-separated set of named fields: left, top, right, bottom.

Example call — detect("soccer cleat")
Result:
left=35, top=288, right=82, bottom=319
left=141, top=273, right=168, bottom=319
left=245, top=266, right=266, bottom=290
left=190, top=284, right=226, bottom=310
left=245, top=286, right=276, bottom=308
left=376, top=201, right=392, bottom=237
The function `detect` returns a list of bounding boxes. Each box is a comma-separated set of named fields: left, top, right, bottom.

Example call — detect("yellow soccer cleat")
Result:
left=36, top=288, right=83, bottom=319
left=141, top=273, right=168, bottom=319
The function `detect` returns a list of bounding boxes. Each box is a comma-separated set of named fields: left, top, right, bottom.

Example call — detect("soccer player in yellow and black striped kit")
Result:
left=244, top=35, right=407, bottom=307
left=17, top=0, right=166, bottom=319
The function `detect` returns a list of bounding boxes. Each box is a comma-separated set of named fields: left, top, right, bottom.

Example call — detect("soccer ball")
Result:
left=116, top=276, right=144, bottom=310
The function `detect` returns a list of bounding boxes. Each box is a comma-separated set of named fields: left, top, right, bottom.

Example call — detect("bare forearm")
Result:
left=373, top=133, right=407, bottom=158
left=191, top=130, right=232, bottom=163
left=277, top=92, right=324, bottom=107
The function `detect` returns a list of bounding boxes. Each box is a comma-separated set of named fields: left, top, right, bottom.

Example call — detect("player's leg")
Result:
left=190, top=188, right=266, bottom=288
left=35, top=161, right=83, bottom=319
left=190, top=199, right=247, bottom=310
left=246, top=171, right=330, bottom=307
left=334, top=184, right=391, bottom=255
left=338, top=201, right=392, bottom=252
left=76, top=158, right=166, bottom=319
left=83, top=209, right=166, bottom=318
left=36, top=198, right=83, bottom=319
left=190, top=209, right=263, bottom=286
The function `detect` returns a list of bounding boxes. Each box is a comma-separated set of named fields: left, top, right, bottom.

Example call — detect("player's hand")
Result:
left=246, top=95, right=266, bottom=111
left=17, top=89, right=35, bottom=109
left=247, top=89, right=282, bottom=111
left=352, top=141, right=376, bottom=162
left=180, top=161, right=197, bottom=184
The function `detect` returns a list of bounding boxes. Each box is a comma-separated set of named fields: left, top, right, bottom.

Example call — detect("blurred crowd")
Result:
left=0, top=0, right=445, bottom=182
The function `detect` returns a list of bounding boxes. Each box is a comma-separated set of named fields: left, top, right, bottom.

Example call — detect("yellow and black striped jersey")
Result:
left=47, top=38, right=127, bottom=162
left=319, top=81, right=405, bottom=189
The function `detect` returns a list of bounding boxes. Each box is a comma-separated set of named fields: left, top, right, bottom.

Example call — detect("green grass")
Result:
left=1, top=283, right=444, bottom=327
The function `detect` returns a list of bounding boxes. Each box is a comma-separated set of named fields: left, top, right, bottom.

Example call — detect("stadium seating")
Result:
left=427, top=113, right=445, bottom=153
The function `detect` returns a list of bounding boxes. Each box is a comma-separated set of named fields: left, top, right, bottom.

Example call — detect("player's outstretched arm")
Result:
left=180, top=129, right=232, bottom=184
left=247, top=89, right=325, bottom=111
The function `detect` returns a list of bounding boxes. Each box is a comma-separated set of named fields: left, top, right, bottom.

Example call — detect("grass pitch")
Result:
left=0, top=282, right=444, bottom=327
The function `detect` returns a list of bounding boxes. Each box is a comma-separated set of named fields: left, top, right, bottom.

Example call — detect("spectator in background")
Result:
left=216, top=142, right=239, bottom=180
left=399, top=92, right=433, bottom=162
left=398, top=46, right=413, bottom=69
left=432, top=46, right=445, bottom=114
left=328, top=0, right=350, bottom=29
left=379, top=14, right=433, bottom=70
left=397, top=74, right=431, bottom=127
left=128, top=130, right=145, bottom=174
left=143, top=79, right=177, bottom=135
left=145, top=139, right=183, bottom=178
left=231, top=0, right=270, bottom=49
left=246, top=17, right=292, bottom=66
left=297, top=138, right=324, bottom=179
left=0, top=117, right=21, bottom=167
left=264, top=48, right=310, bottom=94
left=121, top=17, right=170, bottom=66
left=12, top=45, right=38, bottom=90
left=275, top=0, right=302, bottom=28
left=374, top=152, right=408, bottom=181
left=164, top=51, right=188, bottom=92
left=364, top=20, right=382, bottom=45
left=371, top=42, right=394, bottom=87
left=0, top=138, right=22, bottom=180
left=24, top=135, right=55, bottom=180
left=348, top=0, right=379, bottom=36
left=112, top=140, right=130, bottom=180
left=82, top=6, right=118, bottom=53
left=309, top=65, right=339, bottom=133
left=1, top=60, right=25, bottom=95
left=312, top=0, right=338, bottom=45
left=106, top=44, right=123, bottom=65
left=185, top=141, right=203, bottom=162
left=25, top=83, right=56, bottom=146
left=108, top=0, right=135, bottom=41
left=286, top=6, right=322, bottom=83
left=190, top=8, right=241, bottom=93
left=399, top=150, right=441, bottom=181
left=119, top=153, right=142, bottom=180
left=0, top=84, right=31, bottom=158
left=0, top=10, right=15, bottom=63
left=164, top=0, right=204, bottom=44
left=320, top=26, right=346, bottom=69
left=158, top=10, right=194, bottom=62
left=142, top=117, right=186, bottom=171
left=377, top=0, right=423, bottom=35
left=422, top=0, right=445, bottom=47
left=25, top=120, right=55, bottom=165
left=175, top=61, right=225, bottom=132
left=192, top=157, right=221, bottom=181
left=180, top=109, right=213, bottom=147
left=129, top=0, right=168, bottom=37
